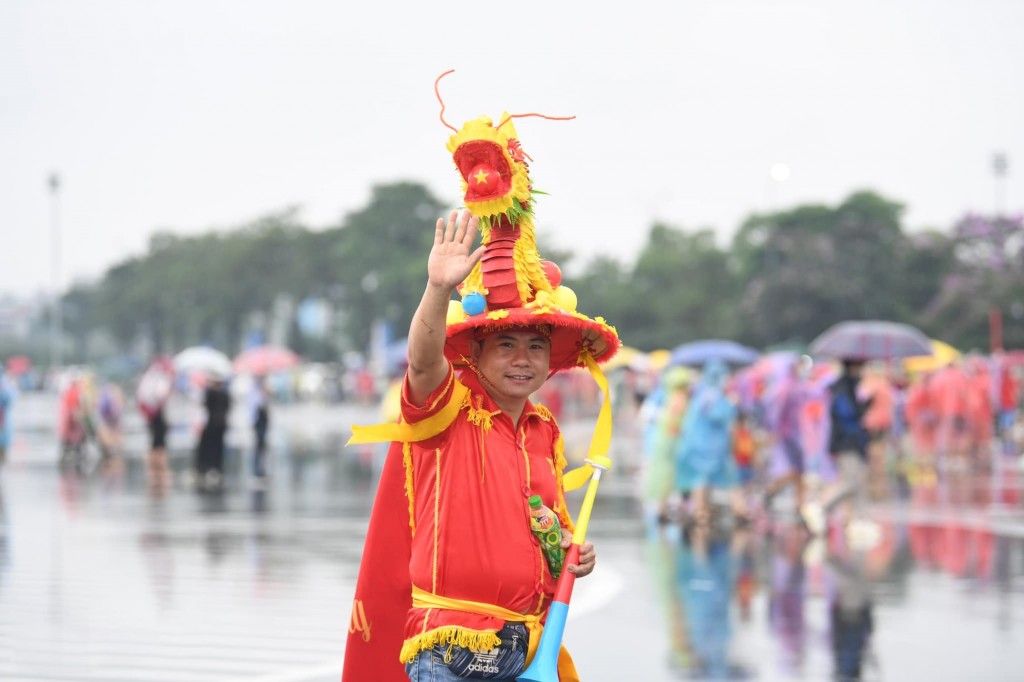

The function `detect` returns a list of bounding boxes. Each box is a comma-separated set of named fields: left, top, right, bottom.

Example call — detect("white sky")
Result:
left=2, top=0, right=1022, bottom=297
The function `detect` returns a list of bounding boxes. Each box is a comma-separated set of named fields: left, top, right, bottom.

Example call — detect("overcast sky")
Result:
left=2, top=0, right=1022, bottom=298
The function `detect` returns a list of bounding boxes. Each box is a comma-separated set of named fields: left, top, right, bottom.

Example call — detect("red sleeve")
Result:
left=400, top=364, right=457, bottom=425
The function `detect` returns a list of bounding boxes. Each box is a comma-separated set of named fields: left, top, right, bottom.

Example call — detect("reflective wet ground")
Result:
left=3, top=393, right=1024, bottom=681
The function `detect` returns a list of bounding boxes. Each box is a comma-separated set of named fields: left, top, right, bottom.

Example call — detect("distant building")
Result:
left=0, top=295, right=43, bottom=340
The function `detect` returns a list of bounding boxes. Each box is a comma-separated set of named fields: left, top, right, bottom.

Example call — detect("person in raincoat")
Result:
left=762, top=355, right=812, bottom=518
left=675, top=359, right=744, bottom=526
left=0, top=366, right=15, bottom=467
left=642, top=365, right=692, bottom=524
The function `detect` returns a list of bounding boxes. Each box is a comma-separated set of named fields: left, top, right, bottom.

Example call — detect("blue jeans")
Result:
left=404, top=648, right=466, bottom=682
left=404, top=630, right=528, bottom=681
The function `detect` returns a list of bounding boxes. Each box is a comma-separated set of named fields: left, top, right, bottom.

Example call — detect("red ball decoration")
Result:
left=541, top=260, right=562, bottom=288
left=468, top=163, right=499, bottom=194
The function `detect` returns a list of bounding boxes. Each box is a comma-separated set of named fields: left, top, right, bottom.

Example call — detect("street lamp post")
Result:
left=48, top=173, right=63, bottom=372
left=992, top=152, right=1008, bottom=218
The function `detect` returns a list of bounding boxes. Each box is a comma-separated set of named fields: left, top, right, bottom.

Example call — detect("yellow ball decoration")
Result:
left=446, top=300, right=466, bottom=325
left=551, top=286, right=577, bottom=312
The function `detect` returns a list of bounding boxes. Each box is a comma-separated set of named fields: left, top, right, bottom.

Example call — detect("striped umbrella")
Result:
left=809, top=320, right=931, bottom=361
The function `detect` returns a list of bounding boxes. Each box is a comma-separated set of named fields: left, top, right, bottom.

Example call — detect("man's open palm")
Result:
left=429, top=209, right=485, bottom=290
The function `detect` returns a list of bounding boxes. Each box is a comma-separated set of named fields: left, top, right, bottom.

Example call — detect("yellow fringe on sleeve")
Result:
left=465, top=393, right=499, bottom=483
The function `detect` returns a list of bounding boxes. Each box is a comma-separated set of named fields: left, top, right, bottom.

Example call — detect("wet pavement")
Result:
left=3, top=393, right=1024, bottom=681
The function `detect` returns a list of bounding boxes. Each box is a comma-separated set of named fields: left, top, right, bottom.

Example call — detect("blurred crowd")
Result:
left=0, top=347, right=393, bottom=494
left=628, top=350, right=1023, bottom=537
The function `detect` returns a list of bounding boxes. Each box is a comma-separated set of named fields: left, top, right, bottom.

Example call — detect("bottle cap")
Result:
left=528, top=494, right=542, bottom=508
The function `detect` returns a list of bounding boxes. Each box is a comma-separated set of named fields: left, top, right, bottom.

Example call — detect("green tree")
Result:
left=923, top=214, right=1024, bottom=350
left=609, top=224, right=740, bottom=350
left=733, top=191, right=910, bottom=346
left=328, top=183, right=445, bottom=352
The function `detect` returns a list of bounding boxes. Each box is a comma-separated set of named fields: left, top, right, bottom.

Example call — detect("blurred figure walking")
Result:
left=137, top=358, right=174, bottom=491
left=763, top=355, right=812, bottom=519
left=58, top=371, right=96, bottom=473
left=195, top=373, right=231, bottom=491
left=96, top=381, right=125, bottom=477
left=820, top=360, right=873, bottom=527
left=642, top=366, right=692, bottom=524
left=0, top=366, right=15, bottom=467
left=675, top=360, right=746, bottom=526
left=248, top=376, right=271, bottom=484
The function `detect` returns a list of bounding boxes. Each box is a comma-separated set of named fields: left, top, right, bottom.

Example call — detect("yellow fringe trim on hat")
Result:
left=511, top=215, right=552, bottom=305
left=399, top=626, right=503, bottom=664
left=461, top=269, right=486, bottom=301
left=487, top=309, right=510, bottom=320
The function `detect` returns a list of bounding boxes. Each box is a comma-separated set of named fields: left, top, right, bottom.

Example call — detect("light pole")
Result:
left=767, top=161, right=790, bottom=211
left=992, top=152, right=1008, bottom=217
left=48, top=172, right=63, bottom=371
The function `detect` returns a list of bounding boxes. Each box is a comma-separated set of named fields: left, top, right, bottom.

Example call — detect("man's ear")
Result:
left=468, top=338, right=483, bottom=362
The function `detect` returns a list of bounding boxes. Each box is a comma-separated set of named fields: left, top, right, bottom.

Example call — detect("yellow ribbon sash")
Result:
left=346, top=352, right=611, bottom=494
left=346, top=381, right=470, bottom=445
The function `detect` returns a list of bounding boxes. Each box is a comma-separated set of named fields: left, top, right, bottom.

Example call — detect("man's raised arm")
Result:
left=406, top=209, right=484, bottom=406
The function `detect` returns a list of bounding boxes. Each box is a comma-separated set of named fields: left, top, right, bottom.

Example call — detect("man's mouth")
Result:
left=507, top=374, right=533, bottom=381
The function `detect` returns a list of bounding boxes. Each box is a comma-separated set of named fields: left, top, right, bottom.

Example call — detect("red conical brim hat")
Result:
left=445, top=307, right=620, bottom=373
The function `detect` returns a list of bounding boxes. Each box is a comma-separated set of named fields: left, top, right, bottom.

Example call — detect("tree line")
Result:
left=19, top=181, right=1024, bottom=368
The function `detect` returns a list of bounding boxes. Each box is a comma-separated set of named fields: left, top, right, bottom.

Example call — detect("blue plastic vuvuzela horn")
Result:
left=517, top=455, right=611, bottom=682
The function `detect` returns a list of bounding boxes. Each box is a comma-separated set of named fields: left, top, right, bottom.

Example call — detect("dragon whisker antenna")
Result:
left=435, top=69, right=458, bottom=133
left=495, top=112, right=576, bottom=131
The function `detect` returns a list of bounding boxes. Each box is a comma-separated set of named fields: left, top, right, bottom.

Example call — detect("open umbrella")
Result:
left=903, top=339, right=961, bottom=375
left=233, top=345, right=301, bottom=375
left=670, top=339, right=759, bottom=367
left=810, top=320, right=931, bottom=361
left=5, top=355, right=31, bottom=375
left=173, top=346, right=233, bottom=378
left=647, top=349, right=672, bottom=371
left=602, top=346, right=644, bottom=371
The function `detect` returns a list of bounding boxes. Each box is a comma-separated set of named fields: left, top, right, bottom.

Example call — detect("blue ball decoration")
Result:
left=462, top=292, right=486, bottom=316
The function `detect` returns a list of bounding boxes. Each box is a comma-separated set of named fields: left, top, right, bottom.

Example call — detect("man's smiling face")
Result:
left=470, top=328, right=551, bottom=410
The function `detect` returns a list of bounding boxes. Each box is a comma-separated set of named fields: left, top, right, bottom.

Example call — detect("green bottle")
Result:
left=528, top=495, right=565, bottom=579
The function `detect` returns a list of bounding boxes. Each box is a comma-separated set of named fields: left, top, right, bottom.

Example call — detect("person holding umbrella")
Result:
left=807, top=321, right=930, bottom=533
left=815, top=359, right=873, bottom=529
left=195, top=370, right=231, bottom=492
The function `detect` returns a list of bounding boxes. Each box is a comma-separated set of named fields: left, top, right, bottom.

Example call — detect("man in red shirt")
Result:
left=400, top=209, right=595, bottom=679
left=343, top=104, right=621, bottom=681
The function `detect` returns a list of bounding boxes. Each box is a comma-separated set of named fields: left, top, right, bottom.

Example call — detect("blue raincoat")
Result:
left=675, top=360, right=739, bottom=492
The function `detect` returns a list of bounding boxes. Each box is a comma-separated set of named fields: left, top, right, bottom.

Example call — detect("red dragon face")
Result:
left=453, top=139, right=512, bottom=203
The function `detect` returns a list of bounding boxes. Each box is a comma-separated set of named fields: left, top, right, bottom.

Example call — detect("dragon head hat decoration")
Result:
left=436, top=70, right=620, bottom=373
